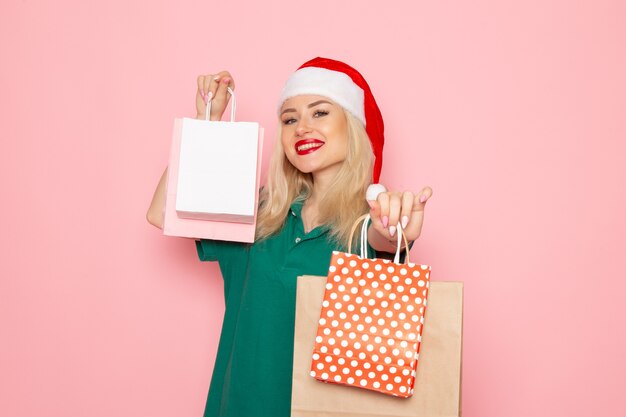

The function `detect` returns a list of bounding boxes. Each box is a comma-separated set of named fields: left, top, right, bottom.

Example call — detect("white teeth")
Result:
left=297, top=143, right=323, bottom=152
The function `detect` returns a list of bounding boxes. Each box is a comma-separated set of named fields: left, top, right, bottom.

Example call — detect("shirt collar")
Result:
left=289, top=199, right=304, bottom=217
left=289, top=199, right=331, bottom=236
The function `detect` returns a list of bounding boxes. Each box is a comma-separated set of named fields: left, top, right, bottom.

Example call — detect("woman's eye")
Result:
left=282, top=118, right=296, bottom=125
left=314, top=110, right=329, bottom=118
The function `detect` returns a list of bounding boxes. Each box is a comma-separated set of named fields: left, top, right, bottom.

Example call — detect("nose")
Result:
left=295, top=119, right=312, bottom=137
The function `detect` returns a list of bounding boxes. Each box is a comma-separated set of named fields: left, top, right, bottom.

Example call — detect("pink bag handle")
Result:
left=204, top=86, right=237, bottom=122
left=347, top=214, right=410, bottom=264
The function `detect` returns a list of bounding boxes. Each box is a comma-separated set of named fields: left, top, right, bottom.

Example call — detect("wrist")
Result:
left=196, top=113, right=223, bottom=121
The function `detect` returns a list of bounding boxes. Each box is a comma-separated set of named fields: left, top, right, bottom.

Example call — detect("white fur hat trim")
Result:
left=278, top=67, right=366, bottom=125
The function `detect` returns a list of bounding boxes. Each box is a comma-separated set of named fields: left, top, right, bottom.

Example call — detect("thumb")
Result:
left=367, top=200, right=382, bottom=226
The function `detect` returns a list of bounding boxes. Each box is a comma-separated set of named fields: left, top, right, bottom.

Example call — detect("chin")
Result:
left=292, top=164, right=316, bottom=175
left=286, top=157, right=315, bottom=174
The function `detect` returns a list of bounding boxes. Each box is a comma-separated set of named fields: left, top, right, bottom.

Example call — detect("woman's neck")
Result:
left=301, top=171, right=334, bottom=233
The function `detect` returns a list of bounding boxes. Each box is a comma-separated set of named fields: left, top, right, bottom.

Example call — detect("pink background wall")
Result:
left=2, top=1, right=625, bottom=416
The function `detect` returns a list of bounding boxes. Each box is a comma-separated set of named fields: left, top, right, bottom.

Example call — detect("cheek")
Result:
left=280, top=130, right=291, bottom=151
left=333, top=122, right=349, bottom=153
left=280, top=133, right=297, bottom=164
left=329, top=114, right=348, bottom=140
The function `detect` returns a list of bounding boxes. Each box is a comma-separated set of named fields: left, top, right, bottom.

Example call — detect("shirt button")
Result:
left=291, top=210, right=296, bottom=216
left=295, top=237, right=301, bottom=243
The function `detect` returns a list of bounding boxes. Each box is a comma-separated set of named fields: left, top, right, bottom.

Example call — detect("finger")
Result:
left=214, top=76, right=231, bottom=104
left=367, top=199, right=395, bottom=241
left=367, top=200, right=383, bottom=228
left=387, top=193, right=402, bottom=237
left=197, top=75, right=205, bottom=96
left=196, top=76, right=210, bottom=117
left=197, top=75, right=207, bottom=103
left=404, top=208, right=425, bottom=241
left=214, top=71, right=235, bottom=91
left=226, top=71, right=235, bottom=90
left=213, top=71, right=235, bottom=105
left=204, top=74, right=218, bottom=102
left=400, top=191, right=414, bottom=229
left=376, top=192, right=390, bottom=228
left=402, top=189, right=432, bottom=241
left=413, top=186, right=433, bottom=212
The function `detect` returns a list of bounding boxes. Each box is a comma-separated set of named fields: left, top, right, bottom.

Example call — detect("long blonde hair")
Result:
left=255, top=110, right=374, bottom=248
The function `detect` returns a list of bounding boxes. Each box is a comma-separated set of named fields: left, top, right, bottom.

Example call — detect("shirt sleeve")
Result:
left=195, top=239, right=249, bottom=299
left=195, top=239, right=220, bottom=262
left=195, top=239, right=244, bottom=262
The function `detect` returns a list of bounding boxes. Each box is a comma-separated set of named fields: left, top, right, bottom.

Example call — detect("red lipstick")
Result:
left=295, top=139, right=324, bottom=155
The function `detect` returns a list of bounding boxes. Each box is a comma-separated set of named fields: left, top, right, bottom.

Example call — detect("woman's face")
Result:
left=280, top=95, right=349, bottom=180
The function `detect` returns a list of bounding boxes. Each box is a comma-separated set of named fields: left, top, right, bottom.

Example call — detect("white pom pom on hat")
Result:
left=366, top=184, right=387, bottom=201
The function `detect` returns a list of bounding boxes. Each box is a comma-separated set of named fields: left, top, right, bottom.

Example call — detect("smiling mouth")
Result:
left=295, top=139, right=324, bottom=155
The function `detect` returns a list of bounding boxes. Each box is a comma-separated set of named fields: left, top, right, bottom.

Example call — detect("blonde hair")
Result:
left=255, top=111, right=374, bottom=248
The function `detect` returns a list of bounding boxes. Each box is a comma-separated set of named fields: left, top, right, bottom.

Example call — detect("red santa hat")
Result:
left=278, top=57, right=385, bottom=183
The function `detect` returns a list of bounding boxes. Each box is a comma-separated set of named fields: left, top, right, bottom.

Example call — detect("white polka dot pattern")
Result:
left=311, top=251, right=431, bottom=398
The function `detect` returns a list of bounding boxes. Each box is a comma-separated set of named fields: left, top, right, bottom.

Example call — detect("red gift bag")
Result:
left=310, top=215, right=431, bottom=398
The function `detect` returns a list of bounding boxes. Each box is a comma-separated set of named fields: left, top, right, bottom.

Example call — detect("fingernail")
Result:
left=207, top=91, right=213, bottom=101
left=222, top=77, right=231, bottom=84
left=401, top=216, right=409, bottom=229
left=420, top=195, right=427, bottom=203
left=382, top=216, right=388, bottom=228
left=213, top=76, right=221, bottom=81
left=202, top=95, right=207, bottom=105
left=389, top=226, right=396, bottom=237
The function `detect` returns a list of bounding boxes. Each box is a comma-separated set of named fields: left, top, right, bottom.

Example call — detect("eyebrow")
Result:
left=280, top=100, right=333, bottom=116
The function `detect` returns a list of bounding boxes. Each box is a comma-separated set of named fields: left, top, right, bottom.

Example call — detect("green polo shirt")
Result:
left=195, top=201, right=376, bottom=417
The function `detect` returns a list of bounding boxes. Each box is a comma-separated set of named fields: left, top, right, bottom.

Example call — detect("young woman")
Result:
left=147, top=57, right=432, bottom=417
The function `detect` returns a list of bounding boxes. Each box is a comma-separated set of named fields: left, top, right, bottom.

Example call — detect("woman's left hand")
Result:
left=367, top=187, right=433, bottom=252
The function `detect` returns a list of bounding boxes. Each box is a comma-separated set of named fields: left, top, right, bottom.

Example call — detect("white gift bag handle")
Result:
left=204, top=86, right=237, bottom=122
left=348, top=214, right=409, bottom=264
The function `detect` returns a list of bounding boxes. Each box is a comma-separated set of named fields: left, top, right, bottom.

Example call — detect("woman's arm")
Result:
left=367, top=188, right=433, bottom=253
left=146, top=167, right=169, bottom=229
left=145, top=71, right=235, bottom=230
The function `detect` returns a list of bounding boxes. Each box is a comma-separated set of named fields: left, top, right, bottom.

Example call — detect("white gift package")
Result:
left=163, top=89, right=264, bottom=242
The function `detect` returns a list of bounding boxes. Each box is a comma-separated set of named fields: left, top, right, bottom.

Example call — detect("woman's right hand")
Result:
left=196, top=71, right=236, bottom=121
